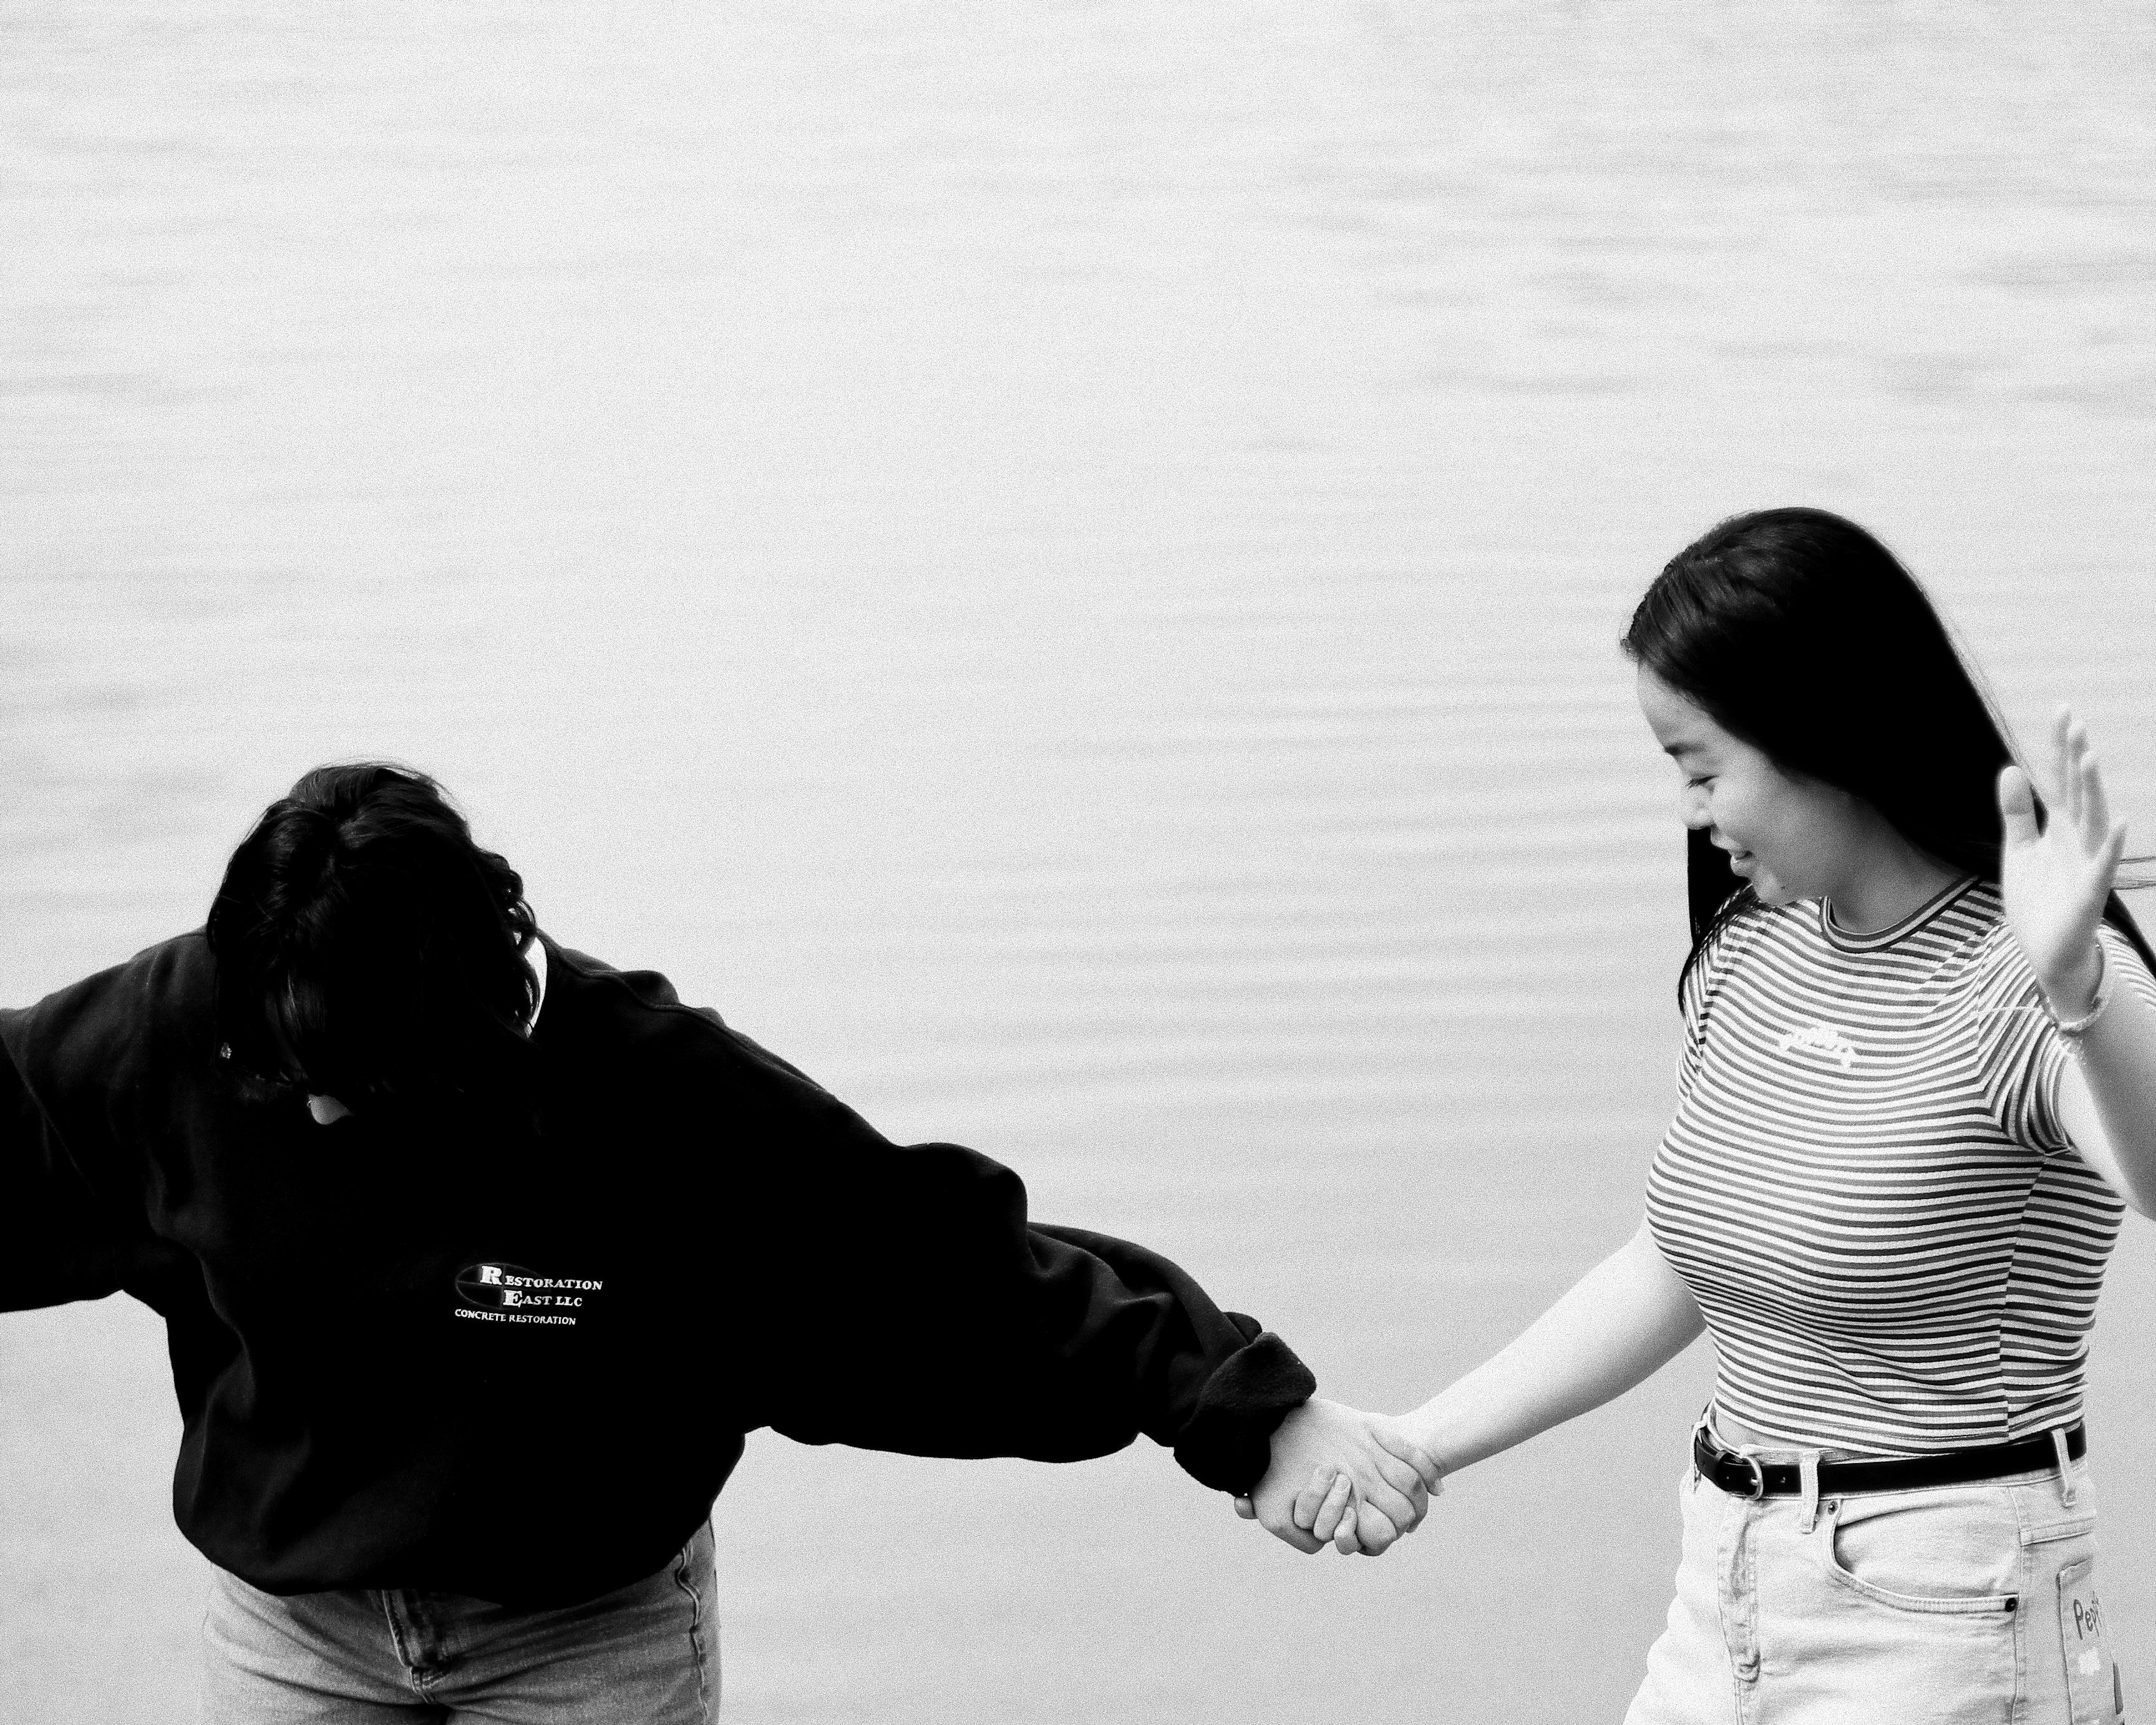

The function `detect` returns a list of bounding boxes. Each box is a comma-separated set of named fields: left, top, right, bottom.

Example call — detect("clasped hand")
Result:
left=1232, top=1397, right=1442, bottom=1557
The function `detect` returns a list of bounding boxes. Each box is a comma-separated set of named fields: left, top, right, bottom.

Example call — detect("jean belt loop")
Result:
left=1797, top=1451, right=1822, bottom=1535
left=2051, top=1427, right=2077, bottom=1506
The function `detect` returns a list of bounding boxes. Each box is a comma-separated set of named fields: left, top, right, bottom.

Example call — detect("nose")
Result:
left=1679, top=784, right=1712, bottom=830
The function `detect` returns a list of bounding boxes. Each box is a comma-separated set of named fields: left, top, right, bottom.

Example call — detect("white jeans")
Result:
left=1626, top=1446, right=2122, bottom=1725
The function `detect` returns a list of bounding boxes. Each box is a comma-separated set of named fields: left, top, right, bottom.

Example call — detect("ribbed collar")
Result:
left=1819, top=874, right=1980, bottom=953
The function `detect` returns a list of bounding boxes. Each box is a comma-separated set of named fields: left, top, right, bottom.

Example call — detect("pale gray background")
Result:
left=4, top=3, right=2155, bottom=1720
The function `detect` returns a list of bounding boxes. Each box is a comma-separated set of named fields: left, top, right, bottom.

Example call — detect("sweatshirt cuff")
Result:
left=1172, top=1328, right=1316, bottom=1495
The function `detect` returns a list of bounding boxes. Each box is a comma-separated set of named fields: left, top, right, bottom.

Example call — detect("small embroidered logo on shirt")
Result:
left=454, top=1262, right=603, bottom=1328
left=1776, top=1023, right=1859, bottom=1072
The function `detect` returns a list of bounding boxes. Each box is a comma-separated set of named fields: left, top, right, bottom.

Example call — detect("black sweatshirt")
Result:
left=0, top=933, right=1314, bottom=1606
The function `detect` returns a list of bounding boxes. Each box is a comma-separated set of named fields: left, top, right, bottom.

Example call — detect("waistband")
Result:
left=1692, top=1421, right=2087, bottom=1500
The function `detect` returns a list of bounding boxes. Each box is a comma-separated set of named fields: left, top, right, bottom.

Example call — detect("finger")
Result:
left=1258, top=1506, right=1325, bottom=1555
left=1232, top=1495, right=1256, bottom=1521
left=1311, top=1472, right=1354, bottom=1544
left=1292, top=1466, right=1339, bottom=1533
left=2052, top=707, right=2076, bottom=822
left=2079, top=747, right=2113, bottom=855
left=1352, top=1468, right=1420, bottom=1532
left=1351, top=1504, right=1400, bottom=1556
left=2069, top=718, right=2098, bottom=833
left=1364, top=1454, right=1428, bottom=1528
left=1369, top=1449, right=1423, bottom=1499
left=1998, top=765, right=2040, bottom=849
left=1371, top=1427, right=1447, bottom=1494
left=1332, top=1498, right=1361, bottom=1556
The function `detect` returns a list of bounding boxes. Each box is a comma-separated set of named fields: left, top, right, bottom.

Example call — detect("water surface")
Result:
left=5, top=4, right=2155, bottom=1719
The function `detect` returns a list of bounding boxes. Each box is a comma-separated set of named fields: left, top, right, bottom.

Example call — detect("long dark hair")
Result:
left=1621, top=507, right=2152, bottom=987
left=206, top=762, right=540, bottom=1114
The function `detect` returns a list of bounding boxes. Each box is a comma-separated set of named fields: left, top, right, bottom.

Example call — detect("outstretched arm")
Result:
left=0, top=985, right=160, bottom=1314
left=1394, top=1219, right=1704, bottom=1477
left=721, top=1063, right=1321, bottom=1496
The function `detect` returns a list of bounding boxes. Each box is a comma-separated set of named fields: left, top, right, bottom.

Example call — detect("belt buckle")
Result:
left=1733, top=1452, right=1765, bottom=1501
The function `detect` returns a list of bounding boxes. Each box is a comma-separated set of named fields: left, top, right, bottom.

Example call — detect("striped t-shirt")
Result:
left=1646, top=877, right=2156, bottom=1455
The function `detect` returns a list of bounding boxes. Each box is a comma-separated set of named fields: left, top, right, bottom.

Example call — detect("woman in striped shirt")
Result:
left=1301, top=510, right=2156, bottom=1721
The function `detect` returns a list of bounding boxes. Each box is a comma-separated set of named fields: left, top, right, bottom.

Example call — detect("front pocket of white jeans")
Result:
left=1814, top=1495, right=2021, bottom=1616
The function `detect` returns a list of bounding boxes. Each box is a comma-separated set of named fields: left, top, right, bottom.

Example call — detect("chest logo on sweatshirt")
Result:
left=1775, top=1022, right=1860, bottom=1072
left=454, top=1263, right=603, bottom=1328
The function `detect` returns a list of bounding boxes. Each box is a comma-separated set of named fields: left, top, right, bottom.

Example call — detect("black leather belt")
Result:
left=1692, top=1422, right=2086, bottom=1500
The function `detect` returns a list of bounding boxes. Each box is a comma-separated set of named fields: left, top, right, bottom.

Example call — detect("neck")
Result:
left=1825, top=834, right=1961, bottom=935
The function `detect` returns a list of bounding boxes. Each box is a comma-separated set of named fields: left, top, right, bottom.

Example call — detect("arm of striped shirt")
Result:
left=1393, top=1218, right=1706, bottom=1477
left=2054, top=926, right=2156, bottom=1218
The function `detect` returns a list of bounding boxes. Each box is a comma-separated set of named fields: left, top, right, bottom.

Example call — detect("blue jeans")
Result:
left=1626, top=1437, right=2123, bottom=1724
left=200, top=1523, right=719, bottom=1723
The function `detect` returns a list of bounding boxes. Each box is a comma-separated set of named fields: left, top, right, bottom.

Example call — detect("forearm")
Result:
left=1399, top=1220, right=1704, bottom=1475
left=1025, top=1222, right=1316, bottom=1490
left=766, top=1172, right=1313, bottom=1492
left=2052, top=943, right=2156, bottom=1215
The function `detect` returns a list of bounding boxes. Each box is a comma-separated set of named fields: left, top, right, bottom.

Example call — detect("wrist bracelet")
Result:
left=2050, top=942, right=2112, bottom=1042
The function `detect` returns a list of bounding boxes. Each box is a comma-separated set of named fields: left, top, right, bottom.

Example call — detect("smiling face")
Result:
left=1634, top=666, right=1874, bottom=908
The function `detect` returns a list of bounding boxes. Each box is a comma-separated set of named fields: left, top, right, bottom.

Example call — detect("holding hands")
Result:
left=1234, top=1398, right=1442, bottom=1557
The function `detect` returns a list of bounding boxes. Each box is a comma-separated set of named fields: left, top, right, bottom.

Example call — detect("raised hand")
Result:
left=1235, top=1399, right=1442, bottom=1556
left=1998, top=709, right=2129, bottom=1011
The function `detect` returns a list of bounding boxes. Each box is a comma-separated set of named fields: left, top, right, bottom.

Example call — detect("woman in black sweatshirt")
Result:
left=1, top=761, right=1438, bottom=1719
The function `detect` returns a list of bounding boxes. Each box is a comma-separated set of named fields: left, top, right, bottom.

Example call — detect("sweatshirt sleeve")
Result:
left=712, top=1058, right=1314, bottom=1495
left=0, top=998, right=147, bottom=1313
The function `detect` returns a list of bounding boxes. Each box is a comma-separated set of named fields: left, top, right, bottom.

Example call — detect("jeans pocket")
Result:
left=2055, top=1555, right=2122, bottom=1724
left=1813, top=1492, right=2021, bottom=1616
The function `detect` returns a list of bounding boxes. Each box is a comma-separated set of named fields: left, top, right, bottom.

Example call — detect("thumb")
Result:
left=1371, top=1422, right=1445, bottom=1494
left=1998, top=765, right=2040, bottom=848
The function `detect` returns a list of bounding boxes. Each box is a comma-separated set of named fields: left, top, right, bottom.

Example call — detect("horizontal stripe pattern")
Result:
left=1648, top=878, right=2154, bottom=1455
